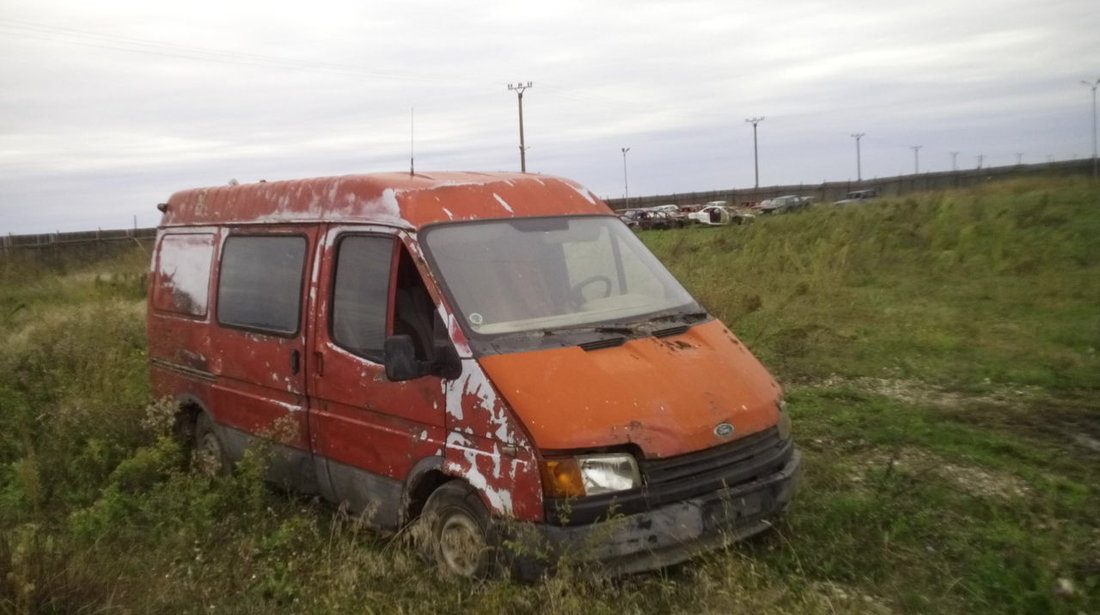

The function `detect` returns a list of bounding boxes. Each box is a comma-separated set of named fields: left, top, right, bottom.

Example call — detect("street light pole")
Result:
left=507, top=82, right=533, bottom=172
left=746, top=117, right=764, bottom=188
left=851, top=133, right=865, bottom=181
left=621, top=147, right=631, bottom=206
left=911, top=145, right=922, bottom=174
left=1083, top=78, right=1100, bottom=180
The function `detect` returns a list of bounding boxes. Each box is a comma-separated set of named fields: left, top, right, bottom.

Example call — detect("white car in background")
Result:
left=756, top=195, right=811, bottom=215
left=688, top=201, right=755, bottom=226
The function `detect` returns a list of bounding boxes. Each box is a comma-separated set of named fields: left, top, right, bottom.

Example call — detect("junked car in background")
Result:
left=688, top=201, right=755, bottom=226
left=755, top=195, right=811, bottom=215
left=834, top=189, right=878, bottom=205
left=620, top=208, right=685, bottom=230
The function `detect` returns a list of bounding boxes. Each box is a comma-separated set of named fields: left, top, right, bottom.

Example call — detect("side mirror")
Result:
left=384, top=335, right=423, bottom=381
left=431, top=342, right=462, bottom=380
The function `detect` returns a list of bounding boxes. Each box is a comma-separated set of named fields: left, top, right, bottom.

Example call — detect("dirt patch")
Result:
left=848, top=447, right=1031, bottom=500
left=813, top=376, right=1100, bottom=457
left=817, top=375, right=1042, bottom=409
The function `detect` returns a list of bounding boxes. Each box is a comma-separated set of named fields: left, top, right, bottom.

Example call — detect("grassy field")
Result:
left=0, top=177, right=1097, bottom=614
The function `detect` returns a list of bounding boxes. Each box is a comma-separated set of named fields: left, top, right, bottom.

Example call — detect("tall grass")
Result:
left=0, top=178, right=1096, bottom=614
left=646, top=177, right=1100, bottom=390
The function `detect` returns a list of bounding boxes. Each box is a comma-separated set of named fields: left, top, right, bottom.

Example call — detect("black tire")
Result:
left=418, top=481, right=495, bottom=578
left=193, top=413, right=231, bottom=476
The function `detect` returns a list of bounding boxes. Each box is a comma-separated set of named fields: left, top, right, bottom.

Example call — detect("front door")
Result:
left=306, top=226, right=449, bottom=528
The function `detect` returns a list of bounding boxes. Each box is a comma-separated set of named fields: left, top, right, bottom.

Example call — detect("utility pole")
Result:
left=976, top=154, right=985, bottom=169
left=851, top=133, right=865, bottom=181
left=1016, top=153, right=1024, bottom=165
left=1082, top=77, right=1100, bottom=180
left=950, top=151, right=959, bottom=171
left=621, top=147, right=631, bottom=206
left=746, top=117, right=764, bottom=188
left=911, top=145, right=922, bottom=174
left=507, top=82, right=533, bottom=172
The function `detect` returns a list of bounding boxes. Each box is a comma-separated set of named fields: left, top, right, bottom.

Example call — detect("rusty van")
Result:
left=147, top=172, right=801, bottom=578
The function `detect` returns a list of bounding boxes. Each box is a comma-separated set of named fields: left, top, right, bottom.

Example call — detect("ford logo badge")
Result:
left=714, top=422, right=735, bottom=437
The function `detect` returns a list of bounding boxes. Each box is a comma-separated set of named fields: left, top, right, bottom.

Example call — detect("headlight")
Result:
left=578, top=454, right=641, bottom=495
left=540, top=453, right=641, bottom=498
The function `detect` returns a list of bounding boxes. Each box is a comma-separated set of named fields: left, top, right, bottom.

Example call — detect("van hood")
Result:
left=478, top=320, right=782, bottom=459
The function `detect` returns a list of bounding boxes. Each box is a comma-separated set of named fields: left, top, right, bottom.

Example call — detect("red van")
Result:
left=147, top=172, right=800, bottom=578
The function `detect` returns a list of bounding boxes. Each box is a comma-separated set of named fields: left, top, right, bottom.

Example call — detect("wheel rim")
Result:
left=438, top=512, right=485, bottom=577
left=195, top=432, right=223, bottom=476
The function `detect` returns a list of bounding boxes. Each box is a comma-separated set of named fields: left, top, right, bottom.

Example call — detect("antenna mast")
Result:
left=410, top=107, right=415, bottom=176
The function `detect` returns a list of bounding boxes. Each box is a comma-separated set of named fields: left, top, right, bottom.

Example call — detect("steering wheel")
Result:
left=567, top=275, right=613, bottom=310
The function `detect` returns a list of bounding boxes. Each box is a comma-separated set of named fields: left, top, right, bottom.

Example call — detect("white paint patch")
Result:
left=445, top=431, right=514, bottom=515
left=442, top=207, right=454, bottom=219
left=443, top=367, right=470, bottom=420
left=445, top=312, right=472, bottom=357
left=463, top=366, right=498, bottom=411
left=566, top=181, right=597, bottom=204
left=490, top=442, right=503, bottom=479
left=375, top=188, right=403, bottom=218
left=492, top=193, right=514, bottom=213
left=270, top=399, right=303, bottom=413
left=443, top=362, right=501, bottom=422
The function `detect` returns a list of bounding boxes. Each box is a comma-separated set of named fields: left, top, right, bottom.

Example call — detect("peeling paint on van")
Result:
left=492, top=193, right=514, bottom=213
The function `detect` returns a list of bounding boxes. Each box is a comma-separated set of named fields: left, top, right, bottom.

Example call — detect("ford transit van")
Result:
left=147, top=172, right=800, bottom=578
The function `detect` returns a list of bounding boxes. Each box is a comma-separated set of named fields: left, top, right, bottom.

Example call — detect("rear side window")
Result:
left=153, top=233, right=215, bottom=317
left=331, top=236, right=393, bottom=361
left=217, top=235, right=307, bottom=335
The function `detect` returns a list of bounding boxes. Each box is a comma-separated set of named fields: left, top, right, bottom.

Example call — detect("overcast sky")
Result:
left=1, top=0, right=1097, bottom=234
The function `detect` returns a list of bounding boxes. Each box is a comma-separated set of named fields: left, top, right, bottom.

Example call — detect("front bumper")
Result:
left=507, top=448, right=801, bottom=576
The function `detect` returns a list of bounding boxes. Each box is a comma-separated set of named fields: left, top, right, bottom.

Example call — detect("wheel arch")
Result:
left=171, top=393, right=210, bottom=444
left=402, top=455, right=449, bottom=525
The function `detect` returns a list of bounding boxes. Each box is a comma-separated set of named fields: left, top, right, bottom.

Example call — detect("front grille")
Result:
left=640, top=427, right=791, bottom=508
left=544, top=427, right=794, bottom=525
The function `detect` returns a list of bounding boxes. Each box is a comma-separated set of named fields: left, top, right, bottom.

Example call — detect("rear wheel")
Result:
left=418, top=481, right=495, bottom=578
left=193, top=413, right=230, bottom=476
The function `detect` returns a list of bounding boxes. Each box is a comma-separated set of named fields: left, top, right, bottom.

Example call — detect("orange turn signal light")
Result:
left=540, top=458, right=586, bottom=498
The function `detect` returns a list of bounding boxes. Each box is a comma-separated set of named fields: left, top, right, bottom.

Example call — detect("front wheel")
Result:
left=418, top=481, right=495, bottom=578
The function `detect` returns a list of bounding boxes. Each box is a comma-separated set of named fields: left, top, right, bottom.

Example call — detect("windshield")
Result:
left=422, top=216, right=697, bottom=337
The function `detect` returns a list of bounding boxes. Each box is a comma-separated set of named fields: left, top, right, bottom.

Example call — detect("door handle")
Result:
left=290, top=349, right=301, bottom=374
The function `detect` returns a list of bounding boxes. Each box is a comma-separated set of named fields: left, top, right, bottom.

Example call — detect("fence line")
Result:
left=2, top=159, right=1093, bottom=259
left=1, top=227, right=157, bottom=265
left=604, top=158, right=1095, bottom=210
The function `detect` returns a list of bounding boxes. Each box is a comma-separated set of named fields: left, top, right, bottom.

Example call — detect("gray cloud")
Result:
left=1, top=0, right=1097, bottom=233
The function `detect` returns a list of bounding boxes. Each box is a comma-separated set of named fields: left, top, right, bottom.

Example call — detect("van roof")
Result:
left=160, top=172, right=609, bottom=229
